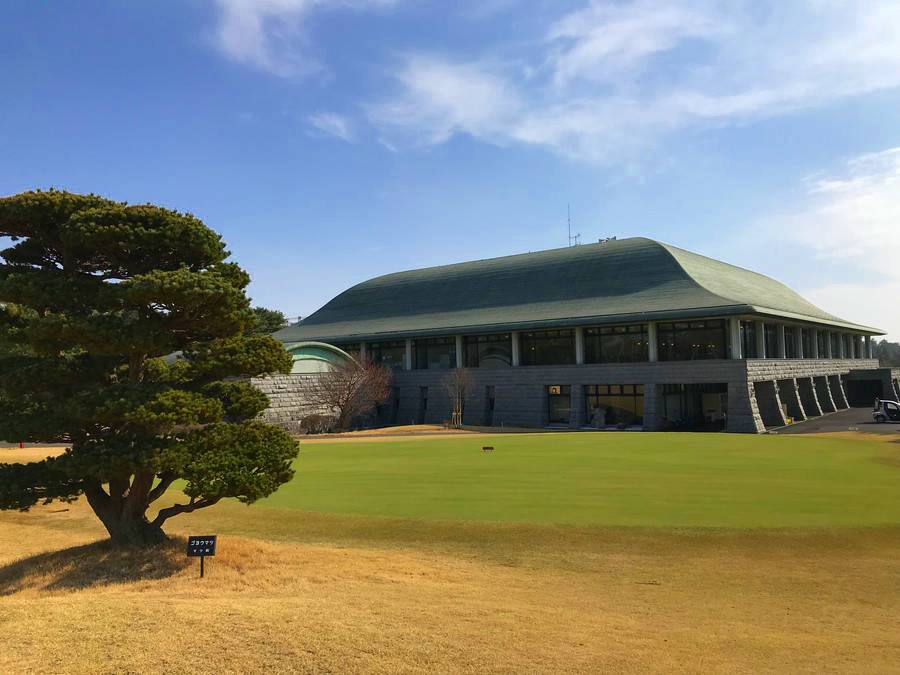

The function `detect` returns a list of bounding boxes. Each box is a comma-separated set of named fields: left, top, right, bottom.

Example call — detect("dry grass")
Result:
left=1, top=498, right=899, bottom=674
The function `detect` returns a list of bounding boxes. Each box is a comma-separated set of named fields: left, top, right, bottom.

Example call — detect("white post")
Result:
left=776, top=324, right=786, bottom=359
left=648, top=322, right=659, bottom=362
left=404, top=338, right=413, bottom=370
left=455, top=335, right=464, bottom=369
left=729, top=318, right=741, bottom=359
left=574, top=326, right=585, bottom=365
left=756, top=321, right=766, bottom=359
left=511, top=331, right=521, bottom=366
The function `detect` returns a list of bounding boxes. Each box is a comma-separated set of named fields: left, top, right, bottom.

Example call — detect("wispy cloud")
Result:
left=775, top=147, right=900, bottom=338
left=307, top=111, right=355, bottom=141
left=210, top=0, right=400, bottom=77
left=369, top=1, right=900, bottom=163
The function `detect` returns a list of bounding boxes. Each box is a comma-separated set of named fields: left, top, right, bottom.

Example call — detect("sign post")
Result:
left=186, top=535, right=217, bottom=578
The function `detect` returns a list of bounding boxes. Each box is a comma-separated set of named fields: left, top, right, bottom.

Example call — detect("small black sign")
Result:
left=186, top=535, right=217, bottom=557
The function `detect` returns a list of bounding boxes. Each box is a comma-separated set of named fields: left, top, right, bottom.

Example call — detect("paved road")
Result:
left=775, top=406, right=900, bottom=435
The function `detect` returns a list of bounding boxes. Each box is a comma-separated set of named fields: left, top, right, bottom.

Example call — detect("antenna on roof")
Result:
left=567, top=204, right=581, bottom=247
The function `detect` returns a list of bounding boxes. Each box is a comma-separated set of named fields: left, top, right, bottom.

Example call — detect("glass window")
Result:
left=801, top=328, right=812, bottom=358
left=464, top=333, right=512, bottom=368
left=784, top=327, right=797, bottom=358
left=740, top=321, right=758, bottom=358
left=584, top=324, right=648, bottom=363
left=817, top=330, right=828, bottom=358
left=764, top=323, right=778, bottom=358
left=368, top=340, right=406, bottom=369
left=547, top=385, right=571, bottom=424
left=585, top=384, right=644, bottom=426
left=658, top=320, right=728, bottom=361
left=522, top=329, right=575, bottom=366
left=413, top=337, right=456, bottom=370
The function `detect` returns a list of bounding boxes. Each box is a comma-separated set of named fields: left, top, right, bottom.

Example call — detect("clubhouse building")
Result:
left=272, top=237, right=898, bottom=433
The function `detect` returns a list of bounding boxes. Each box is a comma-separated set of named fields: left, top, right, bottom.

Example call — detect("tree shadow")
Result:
left=0, top=537, right=190, bottom=595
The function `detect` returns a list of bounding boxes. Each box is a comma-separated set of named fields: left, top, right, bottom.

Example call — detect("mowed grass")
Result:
left=259, top=432, right=900, bottom=528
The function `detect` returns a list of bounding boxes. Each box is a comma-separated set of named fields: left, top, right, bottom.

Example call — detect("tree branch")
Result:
left=151, top=496, right=220, bottom=528
left=147, top=472, right=177, bottom=503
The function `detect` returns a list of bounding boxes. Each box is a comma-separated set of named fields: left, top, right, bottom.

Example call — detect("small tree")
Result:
left=442, top=368, right=473, bottom=428
left=0, top=190, right=299, bottom=547
left=307, top=358, right=392, bottom=430
left=246, top=306, right=288, bottom=336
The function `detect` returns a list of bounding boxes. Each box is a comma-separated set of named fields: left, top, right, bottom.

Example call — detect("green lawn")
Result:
left=256, top=432, right=900, bottom=528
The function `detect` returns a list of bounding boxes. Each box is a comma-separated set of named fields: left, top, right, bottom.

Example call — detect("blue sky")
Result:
left=2, top=1, right=899, bottom=336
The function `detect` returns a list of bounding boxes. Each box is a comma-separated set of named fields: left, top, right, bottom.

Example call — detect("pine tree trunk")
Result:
left=84, top=483, right=168, bottom=547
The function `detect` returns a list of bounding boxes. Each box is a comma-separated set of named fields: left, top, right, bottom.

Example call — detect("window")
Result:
left=546, top=385, right=571, bottom=424
left=764, top=323, right=778, bottom=358
left=801, top=328, right=812, bottom=358
left=585, top=384, right=644, bottom=426
left=784, top=327, right=797, bottom=358
left=584, top=324, right=648, bottom=363
left=521, top=329, right=575, bottom=366
left=817, top=330, right=828, bottom=358
left=658, top=320, right=728, bottom=361
left=464, top=333, right=512, bottom=368
left=740, top=321, right=758, bottom=358
left=368, top=340, right=406, bottom=369
left=413, top=337, right=456, bottom=370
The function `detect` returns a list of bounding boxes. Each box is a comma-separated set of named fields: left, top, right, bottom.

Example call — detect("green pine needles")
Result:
left=0, top=190, right=298, bottom=546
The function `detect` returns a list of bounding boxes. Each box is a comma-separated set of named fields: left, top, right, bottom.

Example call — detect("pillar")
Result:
left=810, top=329, right=819, bottom=358
left=648, top=322, right=659, bottom=362
left=829, top=375, right=849, bottom=409
left=756, top=321, right=766, bottom=359
left=642, top=383, right=662, bottom=430
left=794, top=327, right=803, bottom=359
left=778, top=378, right=806, bottom=422
left=798, top=377, right=822, bottom=416
left=727, top=381, right=766, bottom=433
left=838, top=333, right=846, bottom=359
left=776, top=324, right=786, bottom=358
left=359, top=341, right=368, bottom=363
left=825, top=331, right=833, bottom=358
left=455, top=335, right=464, bottom=368
left=729, top=317, right=742, bottom=359
left=404, top=338, right=413, bottom=370
left=815, top=376, right=836, bottom=412
left=574, top=326, right=585, bottom=365
left=511, top=331, right=520, bottom=366
left=865, top=336, right=873, bottom=359
left=754, top=380, right=787, bottom=428
left=570, top=384, right=584, bottom=429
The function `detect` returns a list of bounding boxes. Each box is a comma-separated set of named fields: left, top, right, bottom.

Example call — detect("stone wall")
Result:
left=250, top=373, right=326, bottom=433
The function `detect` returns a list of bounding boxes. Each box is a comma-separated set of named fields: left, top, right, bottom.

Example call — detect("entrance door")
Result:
left=547, top=385, right=571, bottom=425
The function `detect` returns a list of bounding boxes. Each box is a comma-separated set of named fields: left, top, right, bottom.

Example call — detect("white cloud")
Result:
left=369, top=1, right=900, bottom=162
left=307, top=111, right=355, bottom=141
left=211, top=0, right=399, bottom=77
left=775, top=147, right=900, bottom=339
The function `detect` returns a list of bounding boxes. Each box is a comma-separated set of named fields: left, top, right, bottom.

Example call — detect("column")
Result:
left=729, top=317, right=742, bottom=359
left=648, top=322, right=659, bottom=362
left=776, top=324, right=786, bottom=358
left=404, top=338, right=413, bottom=370
left=574, top=326, right=585, bottom=365
left=838, top=333, right=845, bottom=359
left=810, top=328, right=819, bottom=358
left=794, top=327, right=803, bottom=359
left=825, top=331, right=833, bottom=358
left=865, top=336, right=872, bottom=359
left=359, top=341, right=368, bottom=363
left=511, top=331, right=521, bottom=367
left=756, top=320, right=766, bottom=359
left=455, top=335, right=464, bottom=368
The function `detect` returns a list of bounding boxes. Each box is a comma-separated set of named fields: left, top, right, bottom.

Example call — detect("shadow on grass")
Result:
left=0, top=537, right=190, bottom=595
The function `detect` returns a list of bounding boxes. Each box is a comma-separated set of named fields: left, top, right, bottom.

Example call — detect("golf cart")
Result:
left=873, top=399, right=900, bottom=423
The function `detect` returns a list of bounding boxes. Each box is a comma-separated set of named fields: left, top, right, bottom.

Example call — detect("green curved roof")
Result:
left=284, top=341, right=355, bottom=373
left=276, top=237, right=881, bottom=342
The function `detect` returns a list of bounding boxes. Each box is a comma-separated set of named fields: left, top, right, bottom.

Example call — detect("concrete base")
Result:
left=777, top=378, right=806, bottom=421
left=814, top=375, right=837, bottom=413
left=797, top=377, right=822, bottom=417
